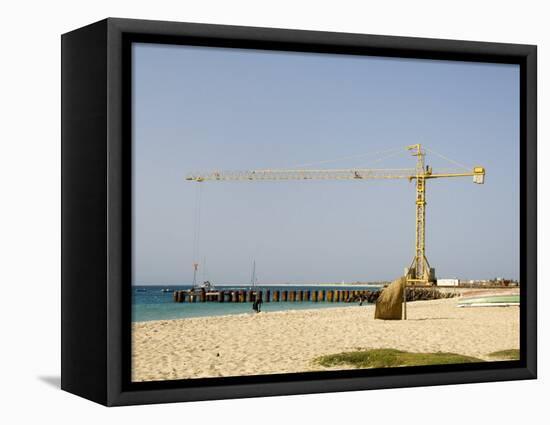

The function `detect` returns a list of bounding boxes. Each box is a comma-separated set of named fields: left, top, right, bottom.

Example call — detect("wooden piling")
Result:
left=288, top=290, right=295, bottom=302
left=327, top=290, right=333, bottom=302
left=257, top=290, right=263, bottom=302
left=319, top=290, right=325, bottom=302
left=296, top=290, right=303, bottom=302
left=304, top=290, right=310, bottom=301
left=273, top=290, right=279, bottom=302
left=312, top=291, right=318, bottom=302
left=265, top=290, right=270, bottom=302
left=281, top=290, right=288, bottom=302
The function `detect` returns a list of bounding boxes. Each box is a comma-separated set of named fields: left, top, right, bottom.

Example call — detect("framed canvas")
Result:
left=61, top=18, right=537, bottom=406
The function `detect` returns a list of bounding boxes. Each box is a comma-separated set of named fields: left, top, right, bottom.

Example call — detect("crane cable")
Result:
left=423, top=146, right=471, bottom=171
left=291, top=145, right=472, bottom=171
left=356, top=147, right=411, bottom=168
left=290, top=146, right=404, bottom=169
left=192, top=182, right=204, bottom=269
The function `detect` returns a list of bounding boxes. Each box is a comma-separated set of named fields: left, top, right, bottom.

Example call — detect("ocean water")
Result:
left=132, top=285, right=381, bottom=322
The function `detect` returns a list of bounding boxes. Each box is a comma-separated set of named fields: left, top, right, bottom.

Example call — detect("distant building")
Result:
left=436, top=278, right=459, bottom=286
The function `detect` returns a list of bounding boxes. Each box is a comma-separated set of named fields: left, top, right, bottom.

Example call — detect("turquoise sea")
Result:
left=132, top=285, right=381, bottom=322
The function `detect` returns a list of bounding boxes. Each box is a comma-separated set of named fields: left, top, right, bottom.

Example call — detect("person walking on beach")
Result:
left=252, top=299, right=259, bottom=313
left=256, top=296, right=263, bottom=312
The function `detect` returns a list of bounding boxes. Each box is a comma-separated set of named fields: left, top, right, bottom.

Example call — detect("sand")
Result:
left=132, top=298, right=519, bottom=382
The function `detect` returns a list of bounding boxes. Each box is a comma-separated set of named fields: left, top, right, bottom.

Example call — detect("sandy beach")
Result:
left=132, top=297, right=519, bottom=382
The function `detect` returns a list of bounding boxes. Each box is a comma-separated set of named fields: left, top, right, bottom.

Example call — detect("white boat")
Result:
left=196, top=280, right=215, bottom=290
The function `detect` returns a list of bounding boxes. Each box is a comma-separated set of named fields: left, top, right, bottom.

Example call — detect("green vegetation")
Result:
left=316, top=349, right=483, bottom=369
left=488, top=349, right=520, bottom=360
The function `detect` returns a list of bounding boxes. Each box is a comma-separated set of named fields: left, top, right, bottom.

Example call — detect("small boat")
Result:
left=457, top=294, right=519, bottom=307
left=196, top=280, right=215, bottom=290
left=161, top=288, right=172, bottom=293
left=191, top=258, right=215, bottom=291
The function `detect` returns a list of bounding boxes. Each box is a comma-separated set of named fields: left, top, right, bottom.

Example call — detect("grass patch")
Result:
left=316, top=349, right=483, bottom=369
left=488, top=349, right=520, bottom=360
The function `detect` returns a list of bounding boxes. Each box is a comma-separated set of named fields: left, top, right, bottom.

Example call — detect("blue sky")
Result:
left=132, top=43, right=519, bottom=285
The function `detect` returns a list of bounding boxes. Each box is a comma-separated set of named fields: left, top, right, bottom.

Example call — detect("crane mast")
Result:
left=409, top=144, right=430, bottom=284
left=186, top=144, right=485, bottom=287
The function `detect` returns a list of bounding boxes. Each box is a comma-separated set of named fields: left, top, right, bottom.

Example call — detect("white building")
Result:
left=436, top=278, right=460, bottom=286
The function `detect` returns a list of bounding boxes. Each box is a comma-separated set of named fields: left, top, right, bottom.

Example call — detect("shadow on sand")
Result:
left=405, top=317, right=454, bottom=321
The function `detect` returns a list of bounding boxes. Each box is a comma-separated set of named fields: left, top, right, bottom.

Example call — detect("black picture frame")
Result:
left=61, top=17, right=537, bottom=406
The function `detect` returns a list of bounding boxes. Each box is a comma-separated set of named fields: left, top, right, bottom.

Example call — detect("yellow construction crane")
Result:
left=186, top=144, right=485, bottom=287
